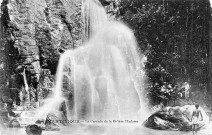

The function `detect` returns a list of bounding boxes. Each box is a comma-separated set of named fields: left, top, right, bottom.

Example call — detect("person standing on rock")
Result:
left=191, top=104, right=203, bottom=135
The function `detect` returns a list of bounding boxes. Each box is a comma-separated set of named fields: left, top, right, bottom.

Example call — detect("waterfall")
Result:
left=37, top=0, right=148, bottom=122
left=23, top=68, right=29, bottom=102
left=82, top=0, right=108, bottom=41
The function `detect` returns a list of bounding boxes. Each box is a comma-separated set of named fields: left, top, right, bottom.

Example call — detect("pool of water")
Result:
left=1, top=123, right=212, bottom=135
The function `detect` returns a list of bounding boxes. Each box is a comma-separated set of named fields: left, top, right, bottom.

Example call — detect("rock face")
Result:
left=26, top=124, right=42, bottom=135
left=144, top=105, right=210, bottom=131
left=44, top=113, right=64, bottom=130
left=0, top=0, right=83, bottom=104
left=0, top=0, right=118, bottom=104
left=0, top=0, right=120, bottom=109
left=8, top=119, right=21, bottom=128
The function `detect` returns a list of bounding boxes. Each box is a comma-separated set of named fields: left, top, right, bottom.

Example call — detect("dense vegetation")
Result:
left=116, top=0, right=211, bottom=106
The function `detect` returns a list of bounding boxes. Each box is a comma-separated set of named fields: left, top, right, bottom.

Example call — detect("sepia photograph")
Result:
left=0, top=0, right=212, bottom=134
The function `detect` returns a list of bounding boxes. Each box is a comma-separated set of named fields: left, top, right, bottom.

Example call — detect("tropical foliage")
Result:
left=116, top=0, right=211, bottom=105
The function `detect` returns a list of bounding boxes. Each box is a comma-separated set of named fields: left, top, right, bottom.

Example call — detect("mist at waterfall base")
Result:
left=37, top=21, right=149, bottom=123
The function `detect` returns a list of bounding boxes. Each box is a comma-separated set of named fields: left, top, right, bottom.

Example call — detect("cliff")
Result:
left=0, top=0, right=118, bottom=105
left=0, top=0, right=83, bottom=104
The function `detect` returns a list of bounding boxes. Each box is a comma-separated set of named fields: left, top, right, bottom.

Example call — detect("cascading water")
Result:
left=82, top=0, right=108, bottom=41
left=23, top=69, right=29, bottom=94
left=22, top=68, right=29, bottom=103
left=37, top=0, right=148, bottom=122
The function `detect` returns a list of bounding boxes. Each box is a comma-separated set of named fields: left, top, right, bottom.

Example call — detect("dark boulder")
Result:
left=26, top=124, right=42, bottom=135
left=144, top=111, right=190, bottom=131
left=144, top=105, right=209, bottom=131
left=99, top=0, right=110, bottom=6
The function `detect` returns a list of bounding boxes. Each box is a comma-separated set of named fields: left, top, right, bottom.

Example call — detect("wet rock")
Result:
left=8, top=110, right=16, bottom=117
left=35, top=119, right=45, bottom=124
left=35, top=119, right=45, bottom=130
left=144, top=111, right=190, bottom=131
left=144, top=105, right=209, bottom=131
left=0, top=0, right=83, bottom=102
left=99, top=0, right=110, bottom=6
left=26, top=124, right=42, bottom=135
left=8, top=119, right=21, bottom=128
left=44, top=113, right=61, bottom=131
left=45, top=124, right=60, bottom=131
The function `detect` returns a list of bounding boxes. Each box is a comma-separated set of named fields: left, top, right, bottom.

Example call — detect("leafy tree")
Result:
left=116, top=0, right=211, bottom=105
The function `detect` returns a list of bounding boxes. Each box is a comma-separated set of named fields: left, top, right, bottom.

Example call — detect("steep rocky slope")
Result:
left=0, top=0, right=118, bottom=105
left=0, top=0, right=83, bottom=104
